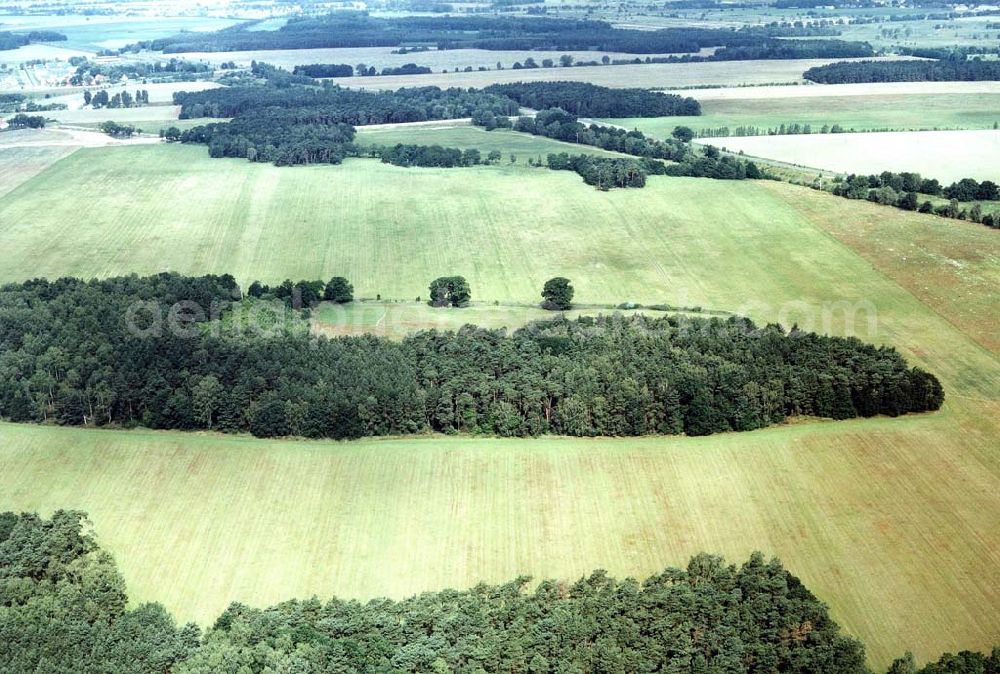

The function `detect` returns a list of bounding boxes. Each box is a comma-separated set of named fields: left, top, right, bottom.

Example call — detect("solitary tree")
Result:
left=429, top=276, right=471, bottom=307
left=672, top=126, right=695, bottom=143
left=324, top=276, right=354, bottom=303
left=541, top=277, right=574, bottom=310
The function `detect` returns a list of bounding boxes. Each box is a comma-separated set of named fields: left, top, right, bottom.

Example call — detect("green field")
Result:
left=1, top=399, right=997, bottom=671
left=311, top=300, right=715, bottom=339
left=0, top=145, right=76, bottom=197
left=0, top=143, right=998, bottom=668
left=607, top=93, right=1000, bottom=137
left=355, top=123, right=627, bottom=158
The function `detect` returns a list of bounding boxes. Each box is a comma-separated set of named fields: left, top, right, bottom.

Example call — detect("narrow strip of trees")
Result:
left=804, top=58, right=1000, bottom=83
left=829, top=171, right=1000, bottom=228
left=484, top=81, right=701, bottom=117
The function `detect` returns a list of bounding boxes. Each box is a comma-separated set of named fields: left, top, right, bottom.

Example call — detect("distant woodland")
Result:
left=124, top=13, right=874, bottom=61
left=804, top=58, right=1000, bottom=83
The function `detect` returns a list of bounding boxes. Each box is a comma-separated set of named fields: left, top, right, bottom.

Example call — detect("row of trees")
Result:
left=834, top=171, right=999, bottom=202
left=247, top=276, right=355, bottom=306
left=5, top=113, right=45, bottom=129
left=504, top=108, right=692, bottom=161
left=98, top=121, right=138, bottom=138
left=5, top=510, right=995, bottom=674
left=830, top=172, right=1000, bottom=227
left=481, top=109, right=762, bottom=185
left=0, top=273, right=943, bottom=440
left=85, top=88, right=149, bottom=109
left=483, top=81, right=701, bottom=118
left=372, top=143, right=485, bottom=168
left=292, top=63, right=354, bottom=78
left=804, top=58, right=1000, bottom=83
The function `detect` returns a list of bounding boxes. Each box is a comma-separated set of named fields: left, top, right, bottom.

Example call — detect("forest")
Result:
left=483, top=82, right=701, bottom=117
left=0, top=30, right=66, bottom=50
left=124, top=13, right=873, bottom=60
left=0, top=274, right=943, bottom=440
left=803, top=58, right=1000, bottom=83
left=3, top=510, right=996, bottom=674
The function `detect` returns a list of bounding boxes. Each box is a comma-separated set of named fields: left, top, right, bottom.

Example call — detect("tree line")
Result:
left=293, top=63, right=354, bottom=78
left=829, top=171, right=1000, bottom=228
left=0, top=273, right=943, bottom=440
left=483, top=81, right=701, bottom=117
left=5, top=113, right=45, bottom=129
left=0, top=30, right=66, bottom=50
left=85, top=88, right=149, bottom=109
left=480, top=109, right=763, bottom=184
left=804, top=58, right=1000, bottom=83
left=4, top=510, right=996, bottom=674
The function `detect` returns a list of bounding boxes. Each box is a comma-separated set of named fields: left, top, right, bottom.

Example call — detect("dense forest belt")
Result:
left=3, top=510, right=996, bottom=674
left=484, top=81, right=700, bottom=117
left=804, top=59, right=1000, bottom=83
left=124, top=13, right=874, bottom=61
left=0, top=274, right=942, bottom=440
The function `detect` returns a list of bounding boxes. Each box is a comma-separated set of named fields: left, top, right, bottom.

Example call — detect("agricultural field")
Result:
left=669, top=82, right=1000, bottom=101
left=355, top=123, right=628, bottom=158
left=41, top=104, right=183, bottom=128
left=0, top=150, right=997, bottom=668
left=0, top=145, right=76, bottom=197
left=0, top=25, right=1000, bottom=660
left=0, top=14, right=239, bottom=51
left=344, top=56, right=915, bottom=91
left=607, top=93, right=1000, bottom=137
left=706, top=129, right=1000, bottom=183
left=0, top=43, right=90, bottom=65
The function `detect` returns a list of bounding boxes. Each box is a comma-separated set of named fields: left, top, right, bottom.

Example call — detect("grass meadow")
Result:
left=607, top=93, right=1000, bottom=136
left=0, top=145, right=76, bottom=197
left=705, top=129, right=1000, bottom=183
left=354, top=123, right=628, bottom=158
left=0, top=143, right=997, bottom=668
